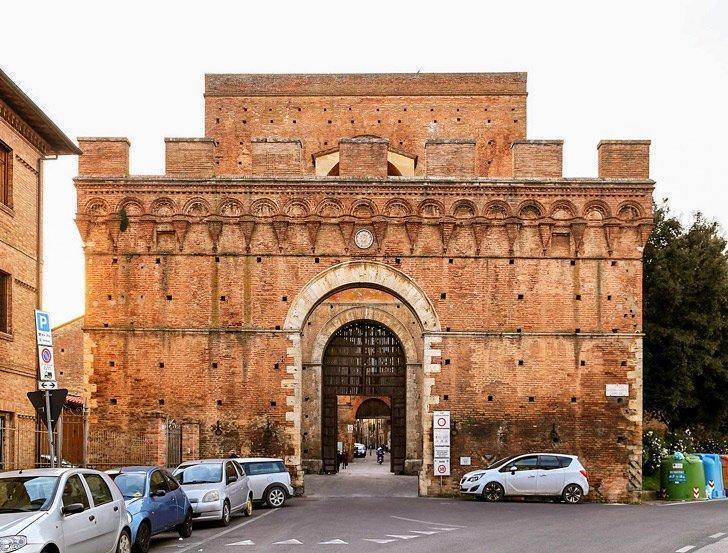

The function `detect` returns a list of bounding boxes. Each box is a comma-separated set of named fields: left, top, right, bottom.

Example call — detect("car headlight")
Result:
left=0, top=536, right=28, bottom=552
left=202, top=490, right=220, bottom=503
left=467, top=473, right=485, bottom=482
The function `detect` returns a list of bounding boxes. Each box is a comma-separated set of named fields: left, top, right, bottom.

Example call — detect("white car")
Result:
left=173, top=459, right=253, bottom=525
left=0, top=467, right=132, bottom=553
left=353, top=443, right=367, bottom=458
left=460, top=453, right=589, bottom=503
left=234, top=458, right=294, bottom=508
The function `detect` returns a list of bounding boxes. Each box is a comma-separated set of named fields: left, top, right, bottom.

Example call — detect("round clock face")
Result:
left=354, top=229, right=374, bottom=250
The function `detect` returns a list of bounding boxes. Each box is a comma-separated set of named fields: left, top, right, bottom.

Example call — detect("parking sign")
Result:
left=35, top=310, right=53, bottom=346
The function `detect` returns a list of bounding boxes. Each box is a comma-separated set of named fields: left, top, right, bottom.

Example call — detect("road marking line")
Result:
left=226, top=540, right=255, bottom=546
left=676, top=546, right=695, bottom=552
left=387, top=534, right=419, bottom=540
left=390, top=515, right=466, bottom=528
left=175, top=508, right=279, bottom=552
left=274, top=539, right=303, bottom=545
left=430, top=527, right=459, bottom=532
left=320, top=539, right=348, bottom=544
left=364, top=539, right=397, bottom=544
left=710, top=533, right=726, bottom=539
left=410, top=530, right=439, bottom=535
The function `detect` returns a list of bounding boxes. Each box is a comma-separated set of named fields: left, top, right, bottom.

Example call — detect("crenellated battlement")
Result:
left=77, top=136, right=651, bottom=181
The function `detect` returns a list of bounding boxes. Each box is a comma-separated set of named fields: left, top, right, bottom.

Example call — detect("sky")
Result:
left=1, top=0, right=727, bottom=326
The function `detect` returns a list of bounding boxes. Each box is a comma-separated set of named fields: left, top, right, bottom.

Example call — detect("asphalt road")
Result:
left=148, top=456, right=728, bottom=553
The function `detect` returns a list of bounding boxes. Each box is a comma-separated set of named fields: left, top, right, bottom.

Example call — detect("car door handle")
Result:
left=528, top=475, right=536, bottom=478
left=89, top=515, right=95, bottom=522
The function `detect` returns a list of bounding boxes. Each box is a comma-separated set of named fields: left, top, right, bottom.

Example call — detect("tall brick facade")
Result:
left=75, top=73, right=653, bottom=501
left=0, top=68, right=79, bottom=468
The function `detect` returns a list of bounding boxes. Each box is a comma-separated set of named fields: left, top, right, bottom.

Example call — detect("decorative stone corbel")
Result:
left=106, top=216, right=121, bottom=251
left=603, top=222, right=621, bottom=256
left=570, top=220, right=587, bottom=256
left=538, top=222, right=553, bottom=256
left=272, top=219, right=289, bottom=253
left=74, top=217, right=92, bottom=245
left=505, top=219, right=521, bottom=256
left=338, top=220, right=355, bottom=253
left=239, top=220, right=256, bottom=253
left=172, top=218, right=190, bottom=252
left=440, top=220, right=455, bottom=254
left=637, top=221, right=655, bottom=249
left=404, top=219, right=421, bottom=254
left=372, top=219, right=388, bottom=253
left=139, top=217, right=157, bottom=252
left=305, top=220, right=321, bottom=253
left=472, top=221, right=489, bottom=256
left=206, top=219, right=224, bottom=252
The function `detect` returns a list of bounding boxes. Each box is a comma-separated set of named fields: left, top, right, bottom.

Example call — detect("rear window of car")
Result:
left=558, top=456, right=573, bottom=468
left=244, top=461, right=286, bottom=475
left=539, top=455, right=561, bottom=470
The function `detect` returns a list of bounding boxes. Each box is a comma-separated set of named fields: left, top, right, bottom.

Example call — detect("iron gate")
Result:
left=166, top=420, right=182, bottom=468
left=322, top=320, right=406, bottom=474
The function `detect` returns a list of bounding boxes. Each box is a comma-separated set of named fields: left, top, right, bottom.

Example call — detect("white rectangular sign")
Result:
left=38, top=380, right=58, bottom=391
left=434, top=446, right=451, bottom=458
left=433, top=411, right=450, bottom=429
left=460, top=456, right=472, bottom=466
left=34, top=310, right=53, bottom=347
left=606, top=384, right=629, bottom=397
left=38, top=346, right=56, bottom=381
left=434, top=458, right=451, bottom=476
left=347, top=424, right=354, bottom=434
left=433, top=428, right=450, bottom=446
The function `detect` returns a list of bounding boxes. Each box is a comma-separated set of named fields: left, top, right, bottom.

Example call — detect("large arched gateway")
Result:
left=321, top=320, right=407, bottom=473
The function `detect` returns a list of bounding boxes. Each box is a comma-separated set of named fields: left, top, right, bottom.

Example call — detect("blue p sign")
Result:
left=35, top=311, right=50, bottom=332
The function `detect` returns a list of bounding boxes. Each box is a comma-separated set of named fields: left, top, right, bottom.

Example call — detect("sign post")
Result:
left=433, top=410, right=451, bottom=477
left=34, top=310, right=56, bottom=468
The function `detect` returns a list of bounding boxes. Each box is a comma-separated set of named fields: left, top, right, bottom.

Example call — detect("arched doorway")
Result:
left=322, top=320, right=407, bottom=474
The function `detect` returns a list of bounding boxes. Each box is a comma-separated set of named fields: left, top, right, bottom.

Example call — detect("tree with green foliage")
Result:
left=643, top=200, right=728, bottom=431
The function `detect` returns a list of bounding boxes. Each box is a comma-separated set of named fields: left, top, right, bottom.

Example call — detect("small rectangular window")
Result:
left=0, top=141, right=10, bottom=206
left=0, top=271, right=9, bottom=334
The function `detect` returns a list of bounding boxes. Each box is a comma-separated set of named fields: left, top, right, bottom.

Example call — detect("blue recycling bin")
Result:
left=697, top=453, right=725, bottom=498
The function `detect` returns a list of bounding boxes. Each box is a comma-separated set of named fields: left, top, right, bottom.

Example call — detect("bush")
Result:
left=643, top=430, right=668, bottom=475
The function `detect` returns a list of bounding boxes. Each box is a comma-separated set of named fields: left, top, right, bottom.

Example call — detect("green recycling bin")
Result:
left=660, top=452, right=706, bottom=500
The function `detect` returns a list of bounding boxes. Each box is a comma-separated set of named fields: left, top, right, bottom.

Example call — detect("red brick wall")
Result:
left=512, top=140, right=563, bottom=178
left=53, top=316, right=85, bottom=398
left=204, top=73, right=527, bottom=177
left=78, top=138, right=129, bottom=176
left=425, top=140, right=476, bottom=176
left=339, top=137, right=388, bottom=177
left=0, top=104, right=43, bottom=421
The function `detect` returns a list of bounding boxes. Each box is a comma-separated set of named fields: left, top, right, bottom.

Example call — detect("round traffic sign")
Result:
left=437, top=417, right=447, bottom=427
left=437, top=463, right=447, bottom=474
left=41, top=348, right=52, bottom=363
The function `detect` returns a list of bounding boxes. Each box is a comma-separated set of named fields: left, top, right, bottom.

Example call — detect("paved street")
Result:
left=147, top=455, right=728, bottom=553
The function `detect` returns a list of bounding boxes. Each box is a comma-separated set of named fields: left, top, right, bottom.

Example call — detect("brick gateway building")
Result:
left=74, top=73, right=653, bottom=501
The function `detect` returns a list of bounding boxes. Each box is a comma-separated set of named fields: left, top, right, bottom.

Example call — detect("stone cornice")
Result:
left=0, top=97, right=52, bottom=155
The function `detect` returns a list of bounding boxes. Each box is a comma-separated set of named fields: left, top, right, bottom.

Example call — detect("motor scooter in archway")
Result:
left=376, top=447, right=384, bottom=465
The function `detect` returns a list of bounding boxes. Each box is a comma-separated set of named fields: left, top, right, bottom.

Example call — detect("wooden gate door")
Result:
left=322, top=320, right=406, bottom=474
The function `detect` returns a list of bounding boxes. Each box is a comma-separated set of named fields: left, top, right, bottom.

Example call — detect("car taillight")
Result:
left=580, top=469, right=588, bottom=479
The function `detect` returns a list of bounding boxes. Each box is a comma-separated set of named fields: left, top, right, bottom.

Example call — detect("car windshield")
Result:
left=487, top=455, right=518, bottom=469
left=0, top=476, right=58, bottom=512
left=111, top=472, right=147, bottom=499
left=174, top=463, right=222, bottom=484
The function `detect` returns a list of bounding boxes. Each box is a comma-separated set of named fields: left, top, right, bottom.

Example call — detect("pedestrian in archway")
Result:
left=342, top=447, right=349, bottom=469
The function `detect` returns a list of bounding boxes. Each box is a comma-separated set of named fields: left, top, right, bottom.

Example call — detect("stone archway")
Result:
left=282, top=261, right=442, bottom=492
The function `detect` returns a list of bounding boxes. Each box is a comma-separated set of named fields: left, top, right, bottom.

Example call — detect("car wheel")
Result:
left=177, top=510, right=193, bottom=538
left=242, top=495, right=253, bottom=517
left=220, top=500, right=231, bottom=526
left=482, top=482, right=505, bottom=502
left=562, top=484, right=584, bottom=504
left=132, top=521, right=151, bottom=553
left=265, top=486, right=287, bottom=508
left=117, top=529, right=132, bottom=553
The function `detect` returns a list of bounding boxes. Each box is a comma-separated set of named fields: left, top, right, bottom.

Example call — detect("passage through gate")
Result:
left=322, top=320, right=406, bottom=474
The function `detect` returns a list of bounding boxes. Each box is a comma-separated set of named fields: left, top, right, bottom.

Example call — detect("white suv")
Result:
left=460, top=453, right=589, bottom=503
left=235, top=458, right=294, bottom=508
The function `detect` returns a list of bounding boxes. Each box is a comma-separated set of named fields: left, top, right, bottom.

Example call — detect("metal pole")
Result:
left=57, top=410, right=63, bottom=467
left=82, top=406, right=88, bottom=468
left=44, top=391, right=54, bottom=468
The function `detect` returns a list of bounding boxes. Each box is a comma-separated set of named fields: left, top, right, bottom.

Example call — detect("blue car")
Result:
left=108, top=466, right=193, bottom=553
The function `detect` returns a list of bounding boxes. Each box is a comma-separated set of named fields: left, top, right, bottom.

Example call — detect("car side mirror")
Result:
left=510, top=468, right=517, bottom=475
left=227, top=475, right=238, bottom=484
left=62, top=503, right=85, bottom=515
left=151, top=489, right=166, bottom=497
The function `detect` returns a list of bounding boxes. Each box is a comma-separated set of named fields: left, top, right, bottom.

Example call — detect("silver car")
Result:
left=0, top=467, right=132, bottom=553
left=234, top=458, right=295, bottom=508
left=173, top=459, right=252, bottom=526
